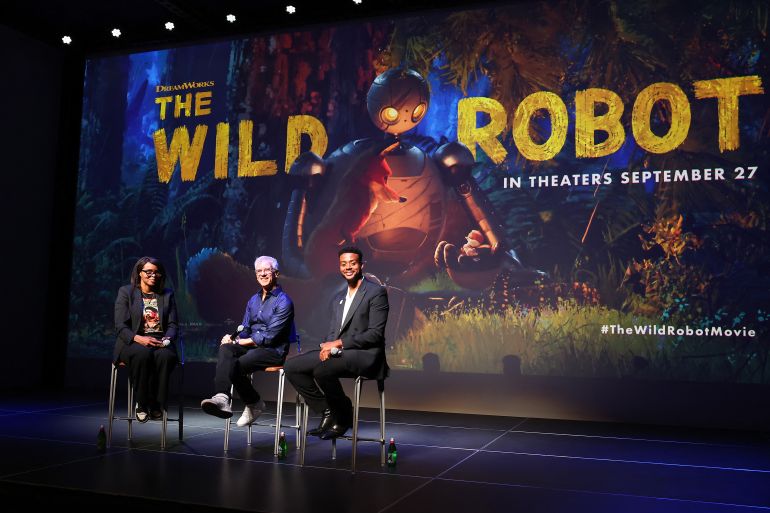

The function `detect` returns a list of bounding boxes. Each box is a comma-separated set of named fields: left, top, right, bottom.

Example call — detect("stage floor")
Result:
left=0, top=392, right=768, bottom=512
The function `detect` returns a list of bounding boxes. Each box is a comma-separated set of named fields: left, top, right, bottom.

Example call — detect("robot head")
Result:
left=366, top=68, right=430, bottom=135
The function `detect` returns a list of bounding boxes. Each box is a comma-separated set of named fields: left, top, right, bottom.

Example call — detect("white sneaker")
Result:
left=236, top=399, right=265, bottom=427
left=135, top=405, right=149, bottom=423
left=200, top=393, right=232, bottom=419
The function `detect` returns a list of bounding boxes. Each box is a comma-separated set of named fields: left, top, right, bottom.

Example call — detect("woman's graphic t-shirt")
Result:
left=141, top=293, right=163, bottom=335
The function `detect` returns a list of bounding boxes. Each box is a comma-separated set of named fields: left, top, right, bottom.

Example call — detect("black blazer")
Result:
left=327, top=278, right=389, bottom=380
left=113, top=284, right=179, bottom=363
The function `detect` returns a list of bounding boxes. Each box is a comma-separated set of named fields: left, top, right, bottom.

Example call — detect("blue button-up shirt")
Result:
left=239, top=284, right=296, bottom=357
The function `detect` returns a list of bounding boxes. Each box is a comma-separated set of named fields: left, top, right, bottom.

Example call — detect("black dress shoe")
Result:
left=319, top=421, right=352, bottom=440
left=307, top=409, right=334, bottom=436
left=319, top=408, right=352, bottom=440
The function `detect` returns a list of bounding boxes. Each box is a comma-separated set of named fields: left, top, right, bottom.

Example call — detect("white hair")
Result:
left=254, top=255, right=279, bottom=272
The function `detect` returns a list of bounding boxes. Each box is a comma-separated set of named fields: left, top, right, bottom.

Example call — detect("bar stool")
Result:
left=106, top=340, right=185, bottom=450
left=223, top=367, right=301, bottom=455
left=299, top=376, right=386, bottom=473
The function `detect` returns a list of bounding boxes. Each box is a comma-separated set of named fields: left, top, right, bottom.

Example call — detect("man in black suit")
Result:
left=285, top=246, right=389, bottom=439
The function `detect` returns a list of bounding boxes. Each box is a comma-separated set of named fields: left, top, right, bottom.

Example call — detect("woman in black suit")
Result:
left=114, top=256, right=179, bottom=422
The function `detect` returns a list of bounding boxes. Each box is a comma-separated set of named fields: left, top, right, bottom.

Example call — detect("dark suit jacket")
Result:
left=113, top=284, right=179, bottom=363
left=327, top=277, right=389, bottom=380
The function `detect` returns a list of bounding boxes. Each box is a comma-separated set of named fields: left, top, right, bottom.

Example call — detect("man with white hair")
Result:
left=200, top=255, right=296, bottom=426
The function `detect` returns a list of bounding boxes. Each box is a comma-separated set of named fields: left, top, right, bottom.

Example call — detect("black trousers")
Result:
left=118, top=343, right=178, bottom=409
left=214, top=344, right=284, bottom=405
left=284, top=350, right=358, bottom=415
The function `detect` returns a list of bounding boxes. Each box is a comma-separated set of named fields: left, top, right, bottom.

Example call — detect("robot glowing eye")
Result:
left=411, top=103, right=426, bottom=122
left=380, top=106, right=399, bottom=124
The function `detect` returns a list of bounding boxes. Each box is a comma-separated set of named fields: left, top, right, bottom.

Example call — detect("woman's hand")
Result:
left=134, top=335, right=162, bottom=347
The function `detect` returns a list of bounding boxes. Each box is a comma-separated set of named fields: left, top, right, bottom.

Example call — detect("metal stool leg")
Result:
left=294, top=394, right=301, bottom=447
left=224, top=417, right=231, bottom=451
left=379, top=380, right=386, bottom=466
left=177, top=364, right=185, bottom=441
left=300, top=401, right=309, bottom=465
left=126, top=376, right=134, bottom=441
left=351, top=376, right=362, bottom=474
left=246, top=376, right=253, bottom=446
left=161, top=409, right=168, bottom=449
left=161, top=361, right=183, bottom=449
left=224, top=384, right=233, bottom=452
left=273, top=369, right=286, bottom=455
left=107, top=364, right=118, bottom=448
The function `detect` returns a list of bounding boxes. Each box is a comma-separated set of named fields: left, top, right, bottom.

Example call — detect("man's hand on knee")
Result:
left=319, top=340, right=342, bottom=361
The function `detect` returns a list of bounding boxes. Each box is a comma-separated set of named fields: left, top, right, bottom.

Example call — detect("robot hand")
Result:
left=434, top=230, right=504, bottom=290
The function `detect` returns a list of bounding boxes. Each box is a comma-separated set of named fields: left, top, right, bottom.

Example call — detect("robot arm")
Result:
left=434, top=141, right=505, bottom=253
left=433, top=142, right=511, bottom=289
left=282, top=151, right=326, bottom=279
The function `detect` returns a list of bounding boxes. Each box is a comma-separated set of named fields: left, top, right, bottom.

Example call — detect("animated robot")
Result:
left=281, top=68, right=527, bottom=291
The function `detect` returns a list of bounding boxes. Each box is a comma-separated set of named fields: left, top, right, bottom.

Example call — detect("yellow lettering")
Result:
left=195, top=91, right=212, bottom=116
left=214, top=122, right=229, bottom=179
left=632, top=83, right=691, bottom=154
left=152, top=125, right=208, bottom=183
left=693, top=75, right=764, bottom=152
left=155, top=96, right=172, bottom=120
left=174, top=93, right=193, bottom=118
left=512, top=91, right=568, bottom=161
left=457, top=97, right=508, bottom=164
left=238, top=120, right=277, bottom=177
left=285, top=115, right=328, bottom=173
left=575, top=88, right=625, bottom=158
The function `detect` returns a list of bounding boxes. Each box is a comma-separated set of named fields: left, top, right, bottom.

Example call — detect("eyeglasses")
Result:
left=141, top=270, right=162, bottom=277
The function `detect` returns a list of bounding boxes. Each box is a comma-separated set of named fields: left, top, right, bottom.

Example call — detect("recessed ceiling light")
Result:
left=226, top=14, right=236, bottom=23
left=165, top=21, right=175, bottom=31
left=61, top=35, right=72, bottom=45
left=286, top=5, right=296, bottom=14
left=111, top=28, right=121, bottom=38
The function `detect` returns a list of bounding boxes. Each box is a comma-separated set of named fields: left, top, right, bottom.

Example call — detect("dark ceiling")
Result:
left=1, top=0, right=501, bottom=55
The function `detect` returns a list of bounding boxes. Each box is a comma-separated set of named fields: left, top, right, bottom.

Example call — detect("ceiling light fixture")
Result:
left=111, top=28, right=121, bottom=38
left=165, top=22, right=175, bottom=31
left=61, top=35, right=72, bottom=45
left=286, top=5, right=296, bottom=14
left=226, top=14, right=236, bottom=23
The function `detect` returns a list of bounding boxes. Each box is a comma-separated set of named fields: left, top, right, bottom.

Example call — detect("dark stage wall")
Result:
left=0, top=25, right=64, bottom=390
